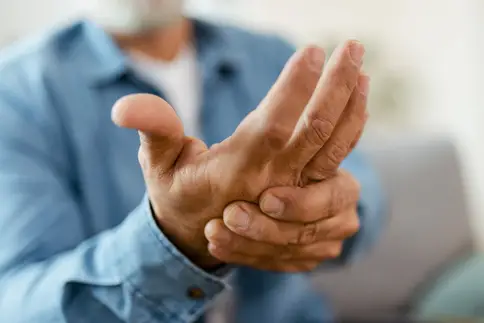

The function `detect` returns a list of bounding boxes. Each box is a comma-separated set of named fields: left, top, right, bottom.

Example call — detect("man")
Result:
left=0, top=0, right=384, bottom=322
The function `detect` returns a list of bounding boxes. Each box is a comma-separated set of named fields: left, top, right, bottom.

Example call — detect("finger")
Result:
left=205, top=219, right=344, bottom=261
left=209, top=245, right=322, bottom=272
left=293, top=207, right=360, bottom=243
left=302, top=74, right=369, bottom=182
left=230, top=46, right=325, bottom=165
left=112, top=94, right=185, bottom=176
left=311, top=207, right=360, bottom=240
left=223, top=201, right=360, bottom=245
left=259, top=170, right=361, bottom=222
left=280, top=40, right=364, bottom=170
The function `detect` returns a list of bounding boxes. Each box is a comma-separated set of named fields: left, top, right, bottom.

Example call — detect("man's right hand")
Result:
left=111, top=41, right=366, bottom=268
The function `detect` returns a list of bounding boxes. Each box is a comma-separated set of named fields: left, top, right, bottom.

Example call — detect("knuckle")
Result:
left=333, top=211, right=360, bottom=239
left=325, top=142, right=348, bottom=168
left=260, top=121, right=291, bottom=151
left=280, top=244, right=295, bottom=260
left=298, top=222, right=318, bottom=245
left=326, top=242, right=343, bottom=259
left=306, top=164, right=336, bottom=181
left=302, top=114, right=335, bottom=147
left=344, top=212, right=361, bottom=235
left=348, top=215, right=361, bottom=235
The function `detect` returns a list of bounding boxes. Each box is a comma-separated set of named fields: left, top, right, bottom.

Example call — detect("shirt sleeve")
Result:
left=0, top=80, right=228, bottom=323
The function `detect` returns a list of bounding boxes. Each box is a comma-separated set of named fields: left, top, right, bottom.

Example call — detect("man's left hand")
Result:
left=204, top=169, right=360, bottom=272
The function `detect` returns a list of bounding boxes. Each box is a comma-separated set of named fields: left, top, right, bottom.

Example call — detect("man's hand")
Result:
left=205, top=170, right=360, bottom=272
left=112, top=41, right=366, bottom=268
left=205, top=60, right=370, bottom=270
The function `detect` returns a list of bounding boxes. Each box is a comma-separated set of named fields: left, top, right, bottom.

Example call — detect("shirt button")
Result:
left=187, top=287, right=205, bottom=300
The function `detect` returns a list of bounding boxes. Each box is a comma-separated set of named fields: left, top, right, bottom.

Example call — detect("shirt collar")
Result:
left=81, top=19, right=245, bottom=86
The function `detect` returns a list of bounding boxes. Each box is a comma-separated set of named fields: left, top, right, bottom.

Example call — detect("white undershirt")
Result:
left=129, top=46, right=202, bottom=138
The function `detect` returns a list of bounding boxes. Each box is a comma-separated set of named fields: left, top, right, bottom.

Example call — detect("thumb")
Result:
left=112, top=94, right=184, bottom=175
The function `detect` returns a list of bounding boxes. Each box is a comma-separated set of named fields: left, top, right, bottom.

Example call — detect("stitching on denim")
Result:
left=126, top=280, right=180, bottom=322
left=119, top=205, right=221, bottom=322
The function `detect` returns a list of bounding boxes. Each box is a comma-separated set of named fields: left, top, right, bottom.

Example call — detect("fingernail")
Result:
left=224, top=205, right=250, bottom=231
left=358, top=74, right=370, bottom=97
left=349, top=41, right=365, bottom=66
left=307, top=46, right=326, bottom=72
left=261, top=194, right=284, bottom=216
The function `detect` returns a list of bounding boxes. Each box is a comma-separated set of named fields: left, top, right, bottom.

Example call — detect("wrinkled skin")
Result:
left=112, top=41, right=368, bottom=268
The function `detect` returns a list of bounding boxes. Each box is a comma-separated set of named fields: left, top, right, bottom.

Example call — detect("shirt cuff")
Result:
left=113, top=195, right=231, bottom=322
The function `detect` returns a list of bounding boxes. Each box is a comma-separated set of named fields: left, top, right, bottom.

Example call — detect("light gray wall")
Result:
left=0, top=0, right=84, bottom=46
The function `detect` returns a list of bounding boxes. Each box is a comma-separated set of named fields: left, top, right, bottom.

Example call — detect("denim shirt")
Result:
left=0, top=19, right=384, bottom=323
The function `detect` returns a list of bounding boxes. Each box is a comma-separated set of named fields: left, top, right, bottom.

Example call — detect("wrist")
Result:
left=150, top=202, right=223, bottom=269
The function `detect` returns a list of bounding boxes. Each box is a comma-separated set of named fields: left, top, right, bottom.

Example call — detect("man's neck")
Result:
left=113, top=18, right=193, bottom=61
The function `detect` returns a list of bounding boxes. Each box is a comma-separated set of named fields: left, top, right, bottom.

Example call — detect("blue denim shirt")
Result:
left=0, top=19, right=384, bottom=323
